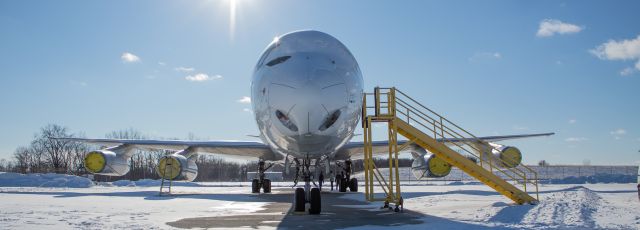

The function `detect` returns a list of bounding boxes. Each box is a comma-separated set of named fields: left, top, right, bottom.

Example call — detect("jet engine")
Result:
left=488, top=143, right=522, bottom=168
left=410, top=149, right=452, bottom=179
left=156, top=153, right=198, bottom=182
left=83, top=145, right=135, bottom=176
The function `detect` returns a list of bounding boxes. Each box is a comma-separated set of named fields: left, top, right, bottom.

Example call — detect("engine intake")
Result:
left=157, top=152, right=198, bottom=182
left=489, top=143, right=522, bottom=168
left=83, top=145, right=135, bottom=176
left=411, top=149, right=452, bottom=179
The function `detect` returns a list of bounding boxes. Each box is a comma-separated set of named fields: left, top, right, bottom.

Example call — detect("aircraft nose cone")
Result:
left=289, top=89, right=325, bottom=135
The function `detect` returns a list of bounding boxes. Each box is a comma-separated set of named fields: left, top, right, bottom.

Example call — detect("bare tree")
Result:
left=0, top=158, right=14, bottom=172
left=30, top=124, right=76, bottom=173
left=13, top=146, right=31, bottom=173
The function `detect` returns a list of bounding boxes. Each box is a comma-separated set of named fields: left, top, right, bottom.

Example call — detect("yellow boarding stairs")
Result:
left=361, top=87, right=539, bottom=207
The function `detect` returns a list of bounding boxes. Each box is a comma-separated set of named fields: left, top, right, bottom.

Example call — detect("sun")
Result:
left=229, top=0, right=237, bottom=41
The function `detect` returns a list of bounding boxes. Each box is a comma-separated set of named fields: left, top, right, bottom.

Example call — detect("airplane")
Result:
left=61, top=30, right=554, bottom=214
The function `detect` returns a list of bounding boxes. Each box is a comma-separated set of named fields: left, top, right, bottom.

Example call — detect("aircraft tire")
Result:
left=309, top=188, right=321, bottom=214
left=294, top=188, right=306, bottom=212
left=349, top=178, right=358, bottom=192
left=262, top=179, right=271, bottom=193
left=252, top=179, right=260, bottom=193
left=339, top=180, right=347, bottom=192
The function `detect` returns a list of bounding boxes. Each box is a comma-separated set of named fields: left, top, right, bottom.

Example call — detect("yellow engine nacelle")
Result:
left=489, top=143, right=522, bottom=168
left=411, top=150, right=452, bottom=179
left=84, top=147, right=133, bottom=176
left=156, top=154, right=198, bottom=182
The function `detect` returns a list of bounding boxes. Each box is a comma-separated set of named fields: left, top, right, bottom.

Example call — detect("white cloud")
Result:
left=242, top=108, right=252, bottom=113
left=121, top=52, right=140, bottom=63
left=610, top=128, right=627, bottom=136
left=565, top=137, right=587, bottom=142
left=185, top=73, right=222, bottom=82
left=591, top=35, right=640, bottom=74
left=568, top=119, right=577, bottom=124
left=591, top=35, right=640, bottom=61
left=158, top=62, right=166, bottom=66
left=536, top=19, right=583, bottom=37
left=175, top=67, right=195, bottom=72
left=237, top=96, right=251, bottom=104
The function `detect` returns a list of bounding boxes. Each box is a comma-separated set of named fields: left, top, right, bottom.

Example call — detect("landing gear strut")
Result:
left=252, top=160, right=272, bottom=194
left=292, top=156, right=322, bottom=214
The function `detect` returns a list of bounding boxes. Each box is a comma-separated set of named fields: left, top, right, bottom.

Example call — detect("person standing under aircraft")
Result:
left=329, top=170, right=335, bottom=191
left=292, top=158, right=301, bottom=187
left=319, top=171, right=324, bottom=191
left=336, top=171, right=342, bottom=191
left=339, top=171, right=345, bottom=191
left=344, top=160, right=352, bottom=181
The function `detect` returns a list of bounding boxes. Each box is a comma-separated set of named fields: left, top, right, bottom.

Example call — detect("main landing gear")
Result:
left=338, top=159, right=358, bottom=193
left=252, top=160, right=273, bottom=194
left=292, top=156, right=322, bottom=214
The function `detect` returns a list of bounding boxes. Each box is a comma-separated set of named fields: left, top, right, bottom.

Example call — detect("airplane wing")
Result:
left=334, top=132, right=554, bottom=160
left=57, top=138, right=284, bottom=161
left=441, top=132, right=555, bottom=143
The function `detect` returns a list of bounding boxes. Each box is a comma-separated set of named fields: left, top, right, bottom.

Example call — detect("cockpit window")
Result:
left=318, top=110, right=341, bottom=131
left=255, top=43, right=277, bottom=70
left=275, top=110, right=298, bottom=132
left=266, top=56, right=291, bottom=67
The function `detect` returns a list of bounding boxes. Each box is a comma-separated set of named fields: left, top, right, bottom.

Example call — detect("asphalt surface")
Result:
left=166, top=188, right=424, bottom=229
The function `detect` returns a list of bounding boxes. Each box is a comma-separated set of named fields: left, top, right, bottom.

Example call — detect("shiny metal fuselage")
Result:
left=251, top=30, right=363, bottom=160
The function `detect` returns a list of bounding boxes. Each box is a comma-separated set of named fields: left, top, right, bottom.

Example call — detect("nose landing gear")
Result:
left=292, top=156, right=322, bottom=214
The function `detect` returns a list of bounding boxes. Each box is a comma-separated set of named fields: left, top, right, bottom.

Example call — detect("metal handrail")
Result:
left=366, top=88, right=538, bottom=196
left=398, top=89, right=538, bottom=191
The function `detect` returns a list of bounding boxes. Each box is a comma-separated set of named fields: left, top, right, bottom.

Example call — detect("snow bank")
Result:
left=517, top=186, right=602, bottom=228
left=0, top=172, right=93, bottom=188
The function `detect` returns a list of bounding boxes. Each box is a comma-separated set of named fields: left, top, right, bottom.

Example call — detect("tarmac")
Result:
left=166, top=187, right=424, bottom=229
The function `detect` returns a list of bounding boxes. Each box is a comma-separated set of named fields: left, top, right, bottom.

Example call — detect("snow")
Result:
left=0, top=172, right=94, bottom=188
left=1, top=172, right=639, bottom=229
left=0, top=186, right=268, bottom=229
left=340, top=184, right=640, bottom=230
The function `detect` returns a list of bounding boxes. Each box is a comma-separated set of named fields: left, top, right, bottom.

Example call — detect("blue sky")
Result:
left=1, top=0, right=639, bottom=165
